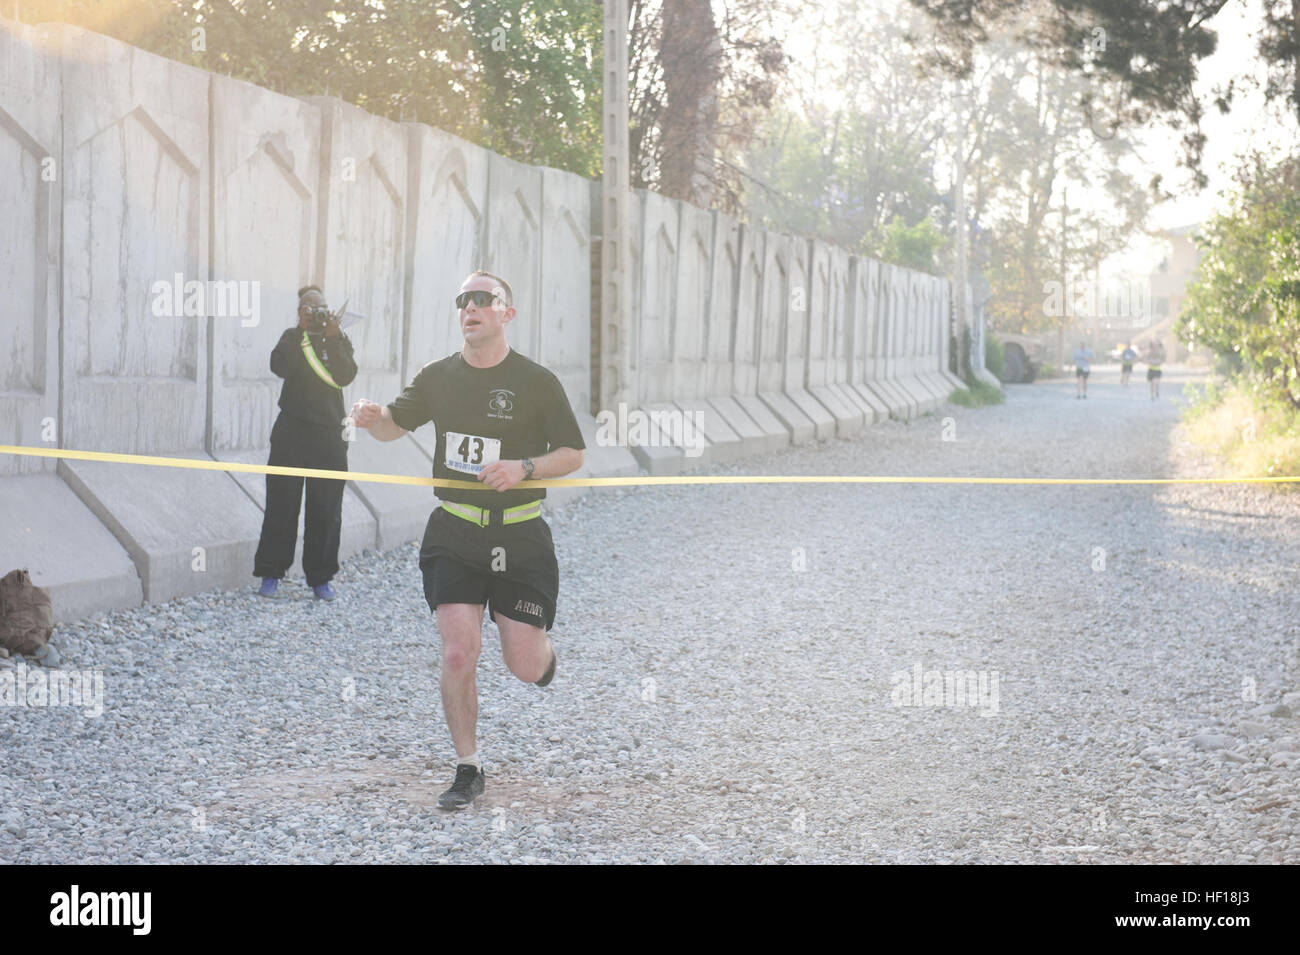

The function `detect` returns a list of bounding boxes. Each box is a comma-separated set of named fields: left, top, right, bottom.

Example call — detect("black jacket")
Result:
left=270, top=327, right=358, bottom=432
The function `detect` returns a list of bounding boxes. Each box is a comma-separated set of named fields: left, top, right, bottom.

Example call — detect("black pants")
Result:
left=252, top=415, right=348, bottom=587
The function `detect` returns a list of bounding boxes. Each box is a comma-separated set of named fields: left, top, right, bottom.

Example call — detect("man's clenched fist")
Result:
left=350, top=399, right=383, bottom=429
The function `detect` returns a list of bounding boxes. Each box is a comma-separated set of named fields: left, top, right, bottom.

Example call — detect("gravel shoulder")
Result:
left=3, top=365, right=1297, bottom=863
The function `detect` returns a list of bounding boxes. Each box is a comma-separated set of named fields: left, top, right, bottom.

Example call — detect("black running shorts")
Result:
left=1147, top=367, right=1162, bottom=380
left=422, top=554, right=555, bottom=631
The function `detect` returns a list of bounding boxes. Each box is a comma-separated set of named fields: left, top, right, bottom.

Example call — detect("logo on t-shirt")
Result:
left=487, top=388, right=515, bottom=419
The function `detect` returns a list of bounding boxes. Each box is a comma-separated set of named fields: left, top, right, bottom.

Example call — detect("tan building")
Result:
left=1144, top=223, right=1203, bottom=361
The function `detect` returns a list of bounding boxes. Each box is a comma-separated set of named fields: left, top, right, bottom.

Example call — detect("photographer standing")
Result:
left=253, top=285, right=358, bottom=601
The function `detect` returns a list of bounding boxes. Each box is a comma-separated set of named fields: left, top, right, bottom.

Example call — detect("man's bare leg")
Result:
left=498, top=615, right=554, bottom=684
left=437, top=602, right=484, bottom=758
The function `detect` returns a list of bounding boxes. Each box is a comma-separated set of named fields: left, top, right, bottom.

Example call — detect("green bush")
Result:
left=949, top=379, right=1006, bottom=407
left=1178, top=155, right=1300, bottom=411
left=1182, top=378, right=1300, bottom=482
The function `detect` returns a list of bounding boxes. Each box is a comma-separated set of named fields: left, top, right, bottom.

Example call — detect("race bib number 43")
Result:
left=444, top=431, right=501, bottom=475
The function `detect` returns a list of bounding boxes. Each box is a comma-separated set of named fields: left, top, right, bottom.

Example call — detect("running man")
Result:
left=1073, top=341, right=1095, bottom=399
left=1119, top=342, right=1138, bottom=386
left=1146, top=339, right=1166, bottom=400
left=349, top=270, right=586, bottom=810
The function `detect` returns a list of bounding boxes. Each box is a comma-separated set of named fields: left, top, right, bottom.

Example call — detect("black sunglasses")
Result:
left=455, top=290, right=503, bottom=310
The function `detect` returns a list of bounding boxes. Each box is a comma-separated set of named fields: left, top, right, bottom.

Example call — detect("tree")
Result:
left=630, top=0, right=788, bottom=211
left=740, top=0, right=948, bottom=258
left=881, top=215, right=948, bottom=272
left=909, top=0, right=1239, bottom=189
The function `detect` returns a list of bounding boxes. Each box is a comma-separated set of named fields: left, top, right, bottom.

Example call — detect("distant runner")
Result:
left=1146, top=339, right=1166, bottom=400
left=1120, top=342, right=1138, bottom=386
left=1073, top=341, right=1095, bottom=399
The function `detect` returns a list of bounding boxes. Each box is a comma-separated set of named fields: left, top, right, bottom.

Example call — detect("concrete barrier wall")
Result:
left=635, top=189, right=679, bottom=406
left=538, top=165, right=592, bottom=414
left=482, top=152, right=543, bottom=362
left=53, top=27, right=275, bottom=608
left=0, top=19, right=972, bottom=622
left=0, top=21, right=143, bottom=622
left=60, top=26, right=210, bottom=455
left=0, top=20, right=60, bottom=478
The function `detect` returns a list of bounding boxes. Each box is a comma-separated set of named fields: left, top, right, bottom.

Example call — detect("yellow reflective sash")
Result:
left=300, top=331, right=341, bottom=389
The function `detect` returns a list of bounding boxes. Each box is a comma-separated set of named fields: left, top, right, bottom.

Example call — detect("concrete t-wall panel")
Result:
left=210, top=73, right=322, bottom=452
left=573, top=411, right=639, bottom=482
left=305, top=97, right=420, bottom=545
left=866, top=262, right=917, bottom=419
left=750, top=230, right=815, bottom=443
left=845, top=258, right=895, bottom=421
left=882, top=264, right=936, bottom=414
left=482, top=151, right=543, bottom=361
left=0, top=20, right=60, bottom=476
left=403, top=125, right=488, bottom=383
left=755, top=231, right=788, bottom=395
left=672, top=201, right=714, bottom=400
left=538, top=165, right=591, bottom=414
left=635, top=190, right=679, bottom=406
left=730, top=224, right=764, bottom=398
left=705, top=395, right=770, bottom=453
left=704, top=212, right=740, bottom=400
left=888, top=266, right=922, bottom=402
left=769, top=234, right=833, bottom=440
left=59, top=26, right=210, bottom=454
left=908, top=271, right=946, bottom=401
left=674, top=398, right=742, bottom=463
left=307, top=97, right=406, bottom=406
left=57, top=457, right=265, bottom=603
left=0, top=474, right=142, bottom=623
left=806, top=240, right=865, bottom=436
left=937, top=279, right=963, bottom=388
left=919, top=275, right=954, bottom=397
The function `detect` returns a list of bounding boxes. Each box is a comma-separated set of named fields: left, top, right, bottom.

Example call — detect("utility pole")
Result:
left=601, top=0, right=632, bottom=414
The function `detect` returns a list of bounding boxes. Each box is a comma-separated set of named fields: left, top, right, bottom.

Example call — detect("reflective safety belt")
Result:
left=300, top=331, right=341, bottom=389
left=442, top=499, right=542, bottom=527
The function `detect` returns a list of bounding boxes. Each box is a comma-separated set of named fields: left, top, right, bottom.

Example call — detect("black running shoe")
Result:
left=535, top=648, right=557, bottom=687
left=438, top=763, right=485, bottom=810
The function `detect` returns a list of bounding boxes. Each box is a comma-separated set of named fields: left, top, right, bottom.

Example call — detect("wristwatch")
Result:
left=522, top=457, right=535, bottom=480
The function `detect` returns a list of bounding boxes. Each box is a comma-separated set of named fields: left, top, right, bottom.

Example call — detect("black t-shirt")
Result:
left=387, top=348, right=586, bottom=508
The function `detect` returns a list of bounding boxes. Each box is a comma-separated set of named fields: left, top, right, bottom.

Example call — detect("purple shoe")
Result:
left=312, top=583, right=336, bottom=601
left=258, top=578, right=280, bottom=598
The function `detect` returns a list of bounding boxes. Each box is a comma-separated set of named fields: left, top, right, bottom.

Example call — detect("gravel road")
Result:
left=3, top=365, right=1298, bottom=863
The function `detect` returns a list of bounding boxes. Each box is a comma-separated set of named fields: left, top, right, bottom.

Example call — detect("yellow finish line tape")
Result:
left=3, top=444, right=1299, bottom=488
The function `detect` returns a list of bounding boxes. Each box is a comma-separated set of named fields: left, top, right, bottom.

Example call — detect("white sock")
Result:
left=457, top=751, right=480, bottom=769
